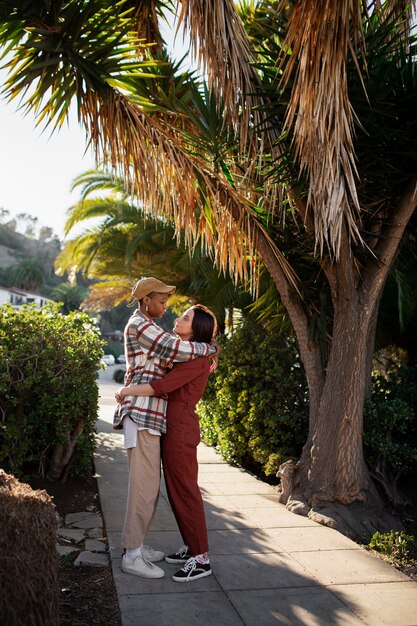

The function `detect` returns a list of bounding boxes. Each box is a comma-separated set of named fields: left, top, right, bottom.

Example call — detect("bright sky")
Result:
left=0, top=17, right=189, bottom=241
left=0, top=91, right=95, bottom=240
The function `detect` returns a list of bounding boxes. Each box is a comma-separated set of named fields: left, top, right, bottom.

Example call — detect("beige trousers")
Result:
left=121, top=429, right=161, bottom=549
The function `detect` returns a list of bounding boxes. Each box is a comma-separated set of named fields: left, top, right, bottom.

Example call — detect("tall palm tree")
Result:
left=56, top=170, right=248, bottom=328
left=50, top=281, right=89, bottom=314
left=11, top=258, right=45, bottom=292
left=1, top=0, right=417, bottom=536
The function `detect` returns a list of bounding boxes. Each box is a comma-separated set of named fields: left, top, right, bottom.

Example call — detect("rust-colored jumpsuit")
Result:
left=150, top=357, right=210, bottom=556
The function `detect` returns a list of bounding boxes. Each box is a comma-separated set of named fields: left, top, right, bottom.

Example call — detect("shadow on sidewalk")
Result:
left=95, top=418, right=363, bottom=626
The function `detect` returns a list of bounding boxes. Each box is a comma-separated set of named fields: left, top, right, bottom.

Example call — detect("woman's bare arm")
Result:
left=115, top=383, right=155, bottom=404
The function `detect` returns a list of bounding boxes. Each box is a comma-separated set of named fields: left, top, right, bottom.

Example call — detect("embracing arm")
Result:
left=133, top=319, right=217, bottom=363
left=115, top=383, right=155, bottom=404
left=115, top=358, right=210, bottom=404
left=150, top=358, right=209, bottom=395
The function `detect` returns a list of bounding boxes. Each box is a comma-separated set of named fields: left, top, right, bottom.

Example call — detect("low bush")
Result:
left=197, top=317, right=309, bottom=478
left=364, top=366, right=417, bottom=503
left=0, top=303, right=104, bottom=479
left=369, top=530, right=417, bottom=565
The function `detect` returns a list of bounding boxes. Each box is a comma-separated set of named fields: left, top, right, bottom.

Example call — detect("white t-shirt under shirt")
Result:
left=123, top=415, right=160, bottom=449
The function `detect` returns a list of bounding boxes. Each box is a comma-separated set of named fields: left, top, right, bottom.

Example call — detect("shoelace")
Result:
left=176, top=545, right=189, bottom=558
left=123, top=553, right=154, bottom=567
left=182, top=557, right=197, bottom=575
left=136, top=555, right=154, bottom=567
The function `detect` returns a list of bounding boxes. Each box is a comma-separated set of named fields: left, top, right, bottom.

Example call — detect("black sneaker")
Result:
left=165, top=545, right=192, bottom=564
left=172, top=557, right=212, bottom=583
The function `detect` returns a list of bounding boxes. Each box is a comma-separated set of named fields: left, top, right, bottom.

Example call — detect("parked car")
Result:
left=113, top=367, right=126, bottom=384
left=101, top=354, right=115, bottom=366
left=116, top=354, right=126, bottom=364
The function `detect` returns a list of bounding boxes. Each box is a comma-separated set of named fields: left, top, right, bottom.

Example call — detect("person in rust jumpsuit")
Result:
left=115, top=304, right=217, bottom=582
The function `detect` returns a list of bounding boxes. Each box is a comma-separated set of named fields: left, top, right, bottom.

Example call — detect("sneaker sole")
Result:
left=121, top=564, right=165, bottom=579
left=172, top=569, right=212, bottom=583
left=165, top=556, right=189, bottom=564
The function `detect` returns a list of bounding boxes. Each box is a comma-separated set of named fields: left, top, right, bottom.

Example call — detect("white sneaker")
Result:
left=141, top=544, right=165, bottom=563
left=121, top=554, right=165, bottom=578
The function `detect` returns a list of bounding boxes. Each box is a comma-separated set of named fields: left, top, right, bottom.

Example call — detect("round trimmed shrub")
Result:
left=0, top=303, right=104, bottom=479
left=197, top=317, right=309, bottom=478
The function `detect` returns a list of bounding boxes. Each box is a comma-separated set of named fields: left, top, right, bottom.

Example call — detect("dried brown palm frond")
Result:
left=80, top=282, right=131, bottom=312
left=80, top=87, right=300, bottom=296
left=278, top=0, right=366, bottom=258
left=177, top=0, right=264, bottom=151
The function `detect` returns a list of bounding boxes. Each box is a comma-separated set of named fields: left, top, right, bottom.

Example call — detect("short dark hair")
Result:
left=190, top=305, right=217, bottom=343
left=139, top=291, right=155, bottom=303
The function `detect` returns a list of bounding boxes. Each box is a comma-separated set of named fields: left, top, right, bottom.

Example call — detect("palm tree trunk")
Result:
left=300, top=295, right=370, bottom=506
left=274, top=181, right=417, bottom=536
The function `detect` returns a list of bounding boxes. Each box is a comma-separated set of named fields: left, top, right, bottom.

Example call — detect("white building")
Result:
left=0, top=286, right=54, bottom=309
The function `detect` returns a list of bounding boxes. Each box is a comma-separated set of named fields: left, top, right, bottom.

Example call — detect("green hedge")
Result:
left=0, top=303, right=104, bottom=478
left=198, top=318, right=417, bottom=491
left=364, top=366, right=417, bottom=494
left=197, top=318, right=309, bottom=477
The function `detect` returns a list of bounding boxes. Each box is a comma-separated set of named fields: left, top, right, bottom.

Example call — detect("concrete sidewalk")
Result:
left=95, top=379, right=417, bottom=626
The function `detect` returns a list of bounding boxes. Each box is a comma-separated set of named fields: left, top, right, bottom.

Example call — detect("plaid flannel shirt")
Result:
left=113, top=310, right=215, bottom=433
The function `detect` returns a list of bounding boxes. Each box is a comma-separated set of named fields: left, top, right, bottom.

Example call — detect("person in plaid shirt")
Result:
left=114, top=277, right=217, bottom=580
left=116, top=304, right=218, bottom=583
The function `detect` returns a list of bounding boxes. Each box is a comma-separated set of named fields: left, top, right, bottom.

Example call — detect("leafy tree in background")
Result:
left=10, top=258, right=45, bottom=291
left=50, top=281, right=89, bottom=314
left=1, top=0, right=417, bottom=537
left=0, top=211, right=62, bottom=291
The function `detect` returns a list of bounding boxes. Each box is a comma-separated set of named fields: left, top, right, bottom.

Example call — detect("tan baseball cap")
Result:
left=128, top=277, right=176, bottom=305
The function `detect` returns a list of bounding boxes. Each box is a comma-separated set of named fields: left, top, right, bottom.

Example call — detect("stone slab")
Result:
left=200, top=481, right=279, bottom=496
left=243, top=506, right=320, bottom=529
left=206, top=528, right=279, bottom=555
left=226, top=494, right=283, bottom=508
left=57, top=545, right=79, bottom=557
left=197, top=445, right=225, bottom=464
left=203, top=495, right=239, bottom=510
left=197, top=464, right=245, bottom=474
left=87, top=528, right=107, bottom=539
left=57, top=528, right=85, bottom=543
left=111, top=558, right=221, bottom=596
left=204, top=508, right=257, bottom=531
left=210, top=552, right=318, bottom=591
left=74, top=551, right=109, bottom=567
left=65, top=511, right=103, bottom=528
left=85, top=539, right=107, bottom=553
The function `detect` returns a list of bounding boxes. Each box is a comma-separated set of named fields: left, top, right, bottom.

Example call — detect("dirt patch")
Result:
left=28, top=474, right=122, bottom=626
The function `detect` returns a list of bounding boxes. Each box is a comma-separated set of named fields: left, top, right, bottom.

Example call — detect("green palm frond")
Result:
left=0, top=1, right=151, bottom=127
left=71, top=170, right=127, bottom=200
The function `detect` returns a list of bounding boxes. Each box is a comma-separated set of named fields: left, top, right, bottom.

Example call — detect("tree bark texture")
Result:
left=46, top=420, right=85, bottom=482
